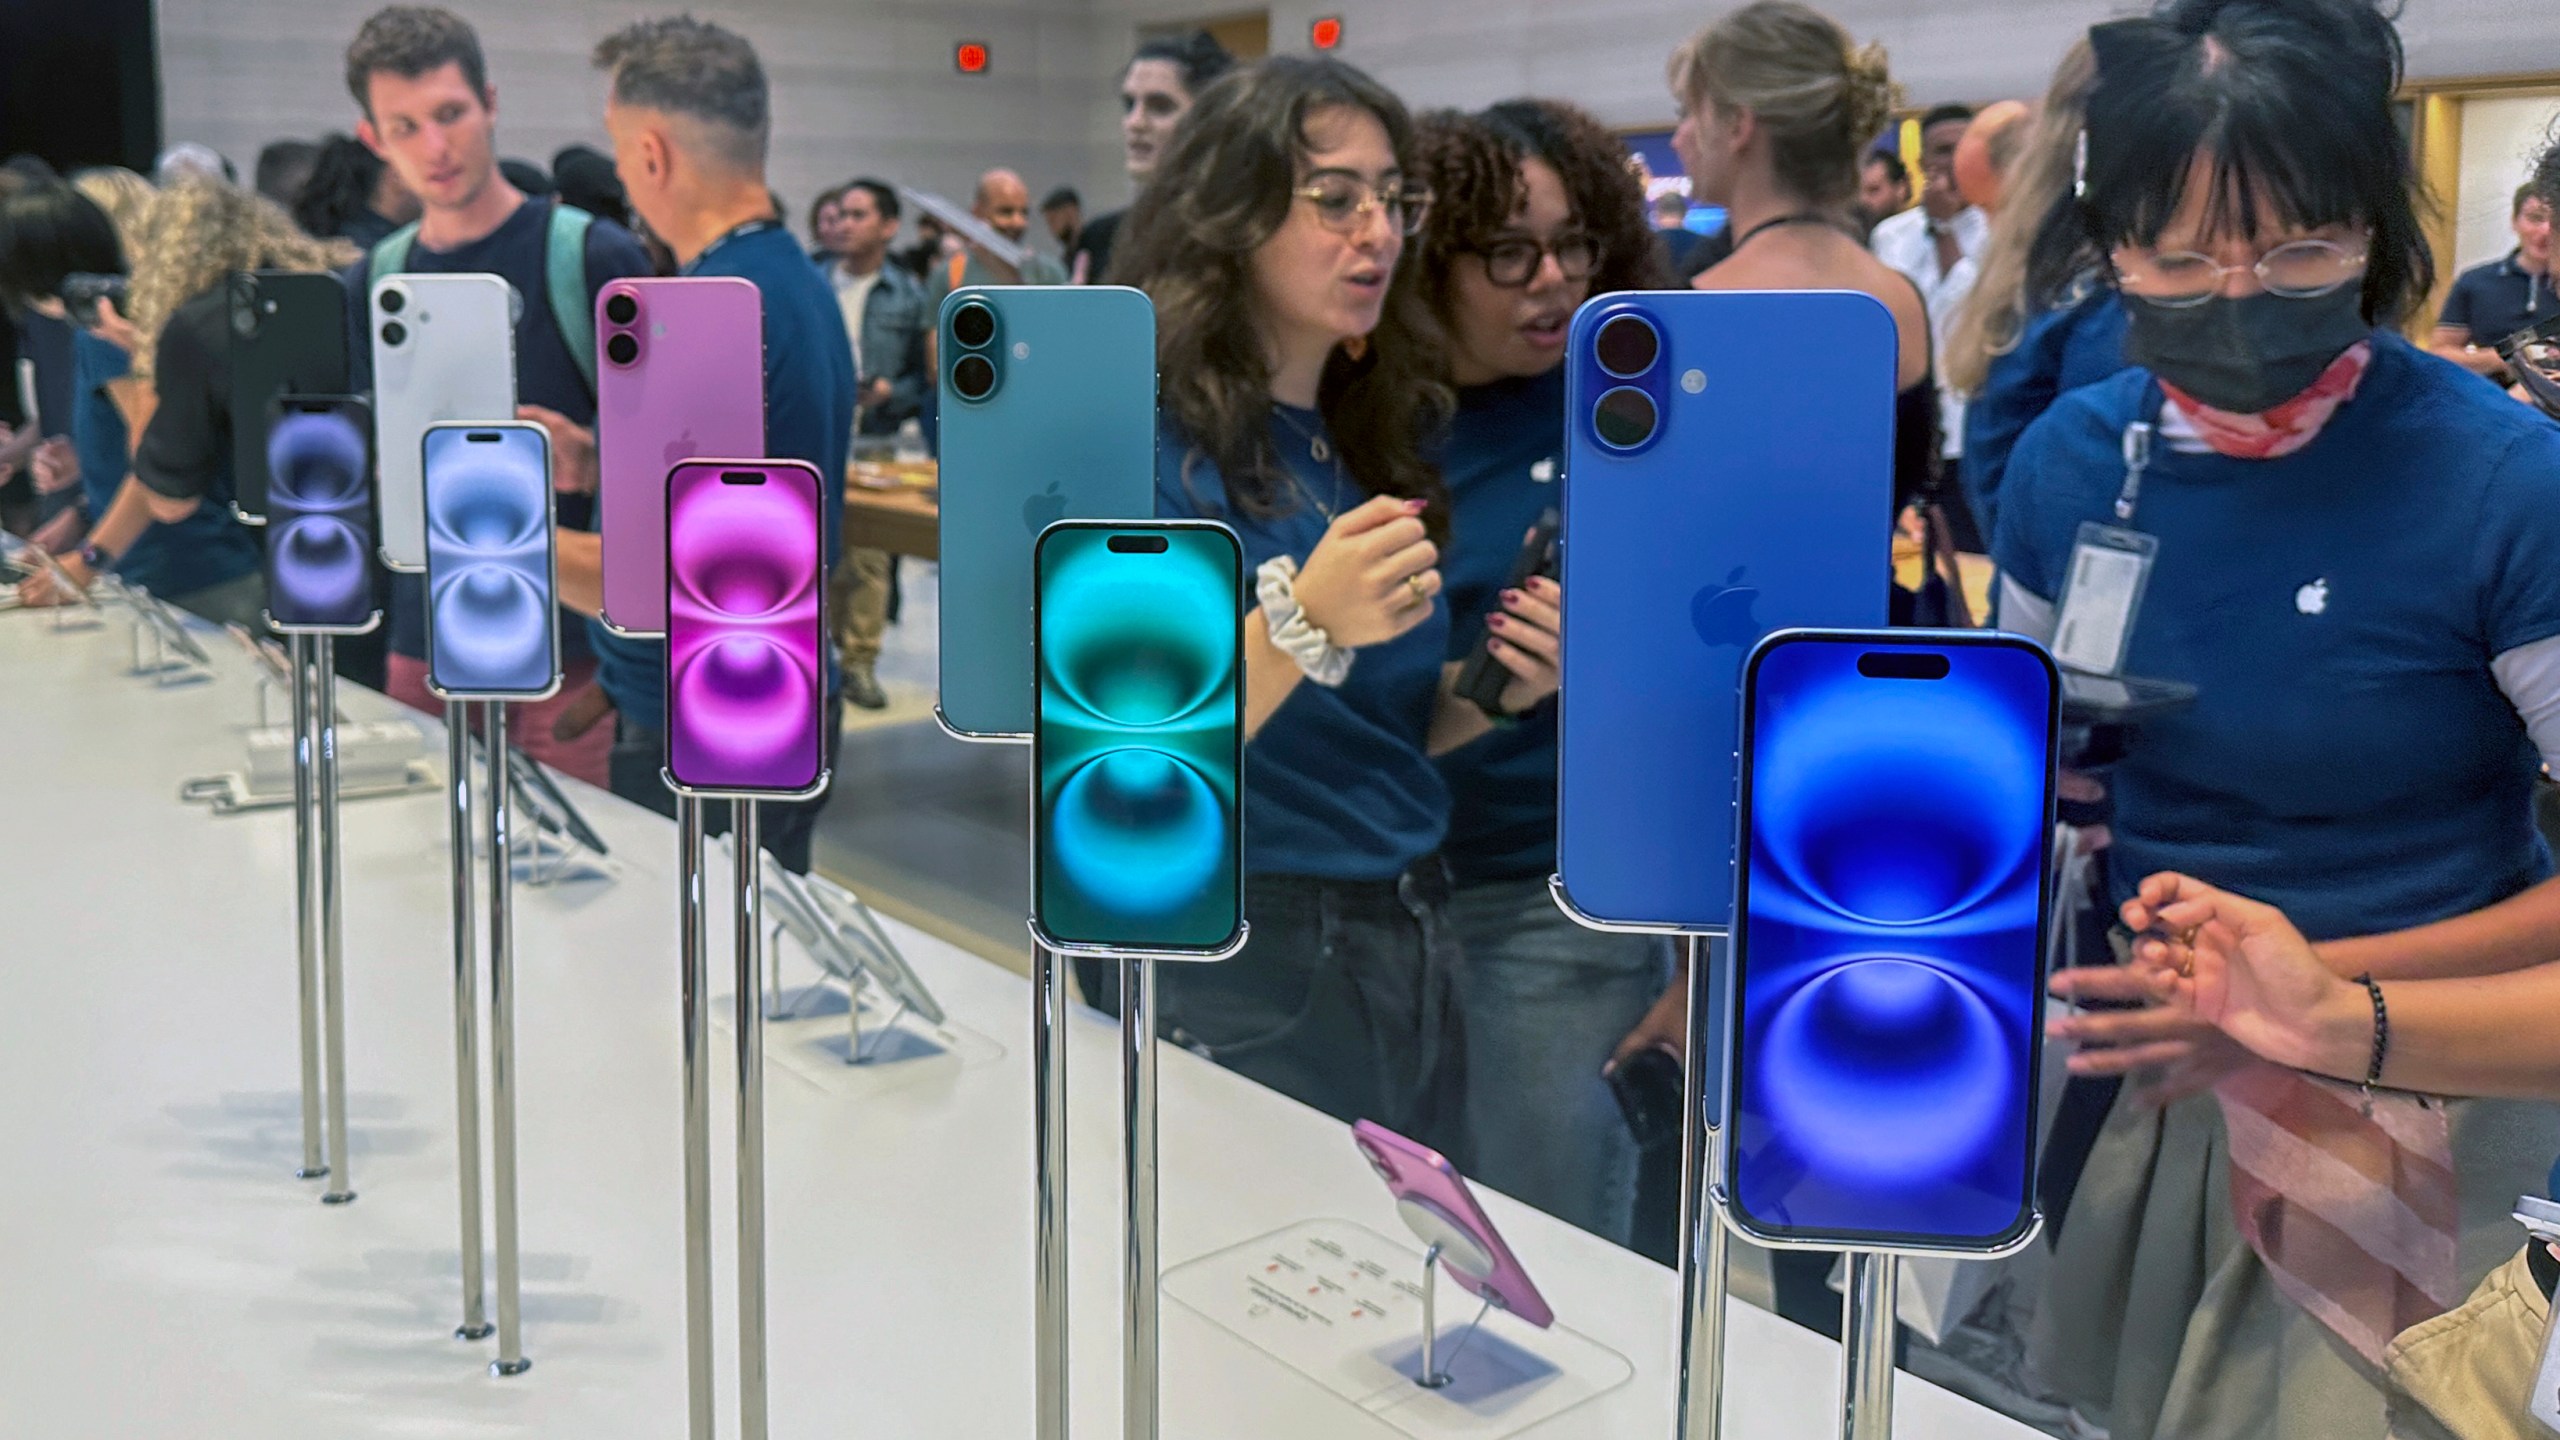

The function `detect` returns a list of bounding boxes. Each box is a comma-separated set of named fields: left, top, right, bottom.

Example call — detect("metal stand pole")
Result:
left=289, top=636, right=328, bottom=1181
left=1839, top=1252, right=1900, bottom=1440
left=734, top=803, right=769, bottom=1440
left=1417, top=1245, right=1450, bottom=1389
left=315, top=637, right=356, bottom=1206
left=447, top=703, right=492, bottom=1340
left=1033, top=939, right=1069, bottom=1440
left=485, top=704, right=530, bottom=1377
left=678, top=798, right=715, bottom=1440
left=1122, top=954, right=1159, bottom=1440
left=1677, top=932, right=1727, bottom=1440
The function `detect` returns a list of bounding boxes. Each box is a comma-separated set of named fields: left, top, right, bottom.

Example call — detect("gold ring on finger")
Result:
left=1406, top=574, right=1428, bottom=604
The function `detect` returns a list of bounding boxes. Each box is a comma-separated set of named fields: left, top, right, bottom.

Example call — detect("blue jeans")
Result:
left=1156, top=863, right=1468, bottom=1160
left=1448, top=876, right=1674, bottom=1248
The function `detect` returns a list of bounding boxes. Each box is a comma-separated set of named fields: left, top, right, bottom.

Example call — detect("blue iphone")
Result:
left=422, top=422, right=559, bottom=701
left=936, top=286, right=1158, bottom=739
left=1033, top=520, right=1243, bottom=954
left=1723, top=629, right=2058, bottom=1252
left=1554, top=292, right=1898, bottom=930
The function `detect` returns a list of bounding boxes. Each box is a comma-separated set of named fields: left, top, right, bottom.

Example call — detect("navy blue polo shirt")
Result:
left=1155, top=409, right=1452, bottom=880
left=2437, top=250, right=2560, bottom=350
left=1993, top=333, right=2560, bottom=940
left=345, top=196, right=654, bottom=660
left=587, top=222, right=857, bottom=732
left=1433, top=368, right=1566, bottom=886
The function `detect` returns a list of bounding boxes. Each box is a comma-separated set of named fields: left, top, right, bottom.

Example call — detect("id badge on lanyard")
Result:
left=2052, top=412, right=2159, bottom=677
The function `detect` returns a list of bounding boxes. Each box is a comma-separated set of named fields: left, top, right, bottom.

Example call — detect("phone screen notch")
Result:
left=1857, top=650, right=1951, bottom=680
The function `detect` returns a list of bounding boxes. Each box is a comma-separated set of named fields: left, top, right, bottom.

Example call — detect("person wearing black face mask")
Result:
left=1990, top=1, right=2560, bottom=1437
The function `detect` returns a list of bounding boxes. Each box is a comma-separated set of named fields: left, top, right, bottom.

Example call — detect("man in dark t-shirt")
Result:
left=343, top=6, right=652, bottom=787
left=549, top=16, right=856, bottom=875
left=2431, top=182, right=2557, bottom=383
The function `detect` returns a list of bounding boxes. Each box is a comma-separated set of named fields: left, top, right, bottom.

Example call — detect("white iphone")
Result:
left=370, top=272, right=518, bottom=572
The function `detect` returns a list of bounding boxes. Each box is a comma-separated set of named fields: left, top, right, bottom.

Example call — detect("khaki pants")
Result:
left=832, top=546, right=892, bottom=670
left=2385, top=1244, right=2555, bottom=1440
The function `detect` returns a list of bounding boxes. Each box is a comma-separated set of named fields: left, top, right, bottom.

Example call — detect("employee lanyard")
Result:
left=686, top=216, right=782, bottom=273
left=2113, top=385, right=2170, bottom=525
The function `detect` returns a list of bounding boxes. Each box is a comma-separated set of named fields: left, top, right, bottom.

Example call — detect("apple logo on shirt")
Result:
left=1530, top=456, right=1557, bottom=484
left=2296, top=578, right=2329, bottom=616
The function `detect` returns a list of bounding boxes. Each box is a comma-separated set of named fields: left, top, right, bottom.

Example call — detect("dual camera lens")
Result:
left=950, top=301, right=999, bottom=401
left=602, top=290, right=641, bottom=367
left=376, top=286, right=408, bottom=348
left=1592, top=313, right=1662, bottom=451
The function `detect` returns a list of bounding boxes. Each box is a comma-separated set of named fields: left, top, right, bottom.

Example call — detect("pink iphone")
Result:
left=1351, top=1120, right=1554, bottom=1328
left=595, top=276, right=765, bottom=636
left=665, top=459, right=827, bottom=797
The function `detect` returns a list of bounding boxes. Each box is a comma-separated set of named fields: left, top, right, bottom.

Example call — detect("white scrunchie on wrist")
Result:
left=1256, top=555, right=1354, bottom=688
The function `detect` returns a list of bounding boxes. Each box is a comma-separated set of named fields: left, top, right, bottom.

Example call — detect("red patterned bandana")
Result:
left=2160, top=341, right=2376, bottom=460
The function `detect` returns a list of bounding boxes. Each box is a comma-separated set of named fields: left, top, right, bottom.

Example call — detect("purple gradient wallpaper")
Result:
left=666, top=461, right=825, bottom=793
left=265, top=404, right=377, bottom=632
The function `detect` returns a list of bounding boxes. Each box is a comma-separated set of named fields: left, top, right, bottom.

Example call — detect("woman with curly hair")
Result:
left=1409, top=97, right=1671, bottom=1245
left=1115, top=56, right=1563, bottom=1153
left=20, top=178, right=353, bottom=628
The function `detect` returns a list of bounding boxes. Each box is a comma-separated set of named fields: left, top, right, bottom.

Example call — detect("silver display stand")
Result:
left=1031, top=922, right=1249, bottom=1440
left=284, top=634, right=357, bottom=1202
left=1838, top=1252, right=1899, bottom=1440
left=940, top=709, right=1072, bottom=1440
left=673, top=794, right=780, bottom=1440
left=125, top=587, right=215, bottom=685
left=438, top=701, right=533, bottom=1373
left=1548, top=879, right=1727, bottom=1440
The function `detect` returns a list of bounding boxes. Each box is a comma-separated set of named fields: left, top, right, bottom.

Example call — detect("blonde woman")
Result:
left=22, top=178, right=351, bottom=627
left=1942, top=42, right=2122, bottom=537
left=1669, top=5, right=1940, bottom=562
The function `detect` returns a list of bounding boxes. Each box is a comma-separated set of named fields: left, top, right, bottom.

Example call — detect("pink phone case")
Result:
left=1351, top=1120, right=1554, bottom=1328
left=596, top=276, right=765, bottom=636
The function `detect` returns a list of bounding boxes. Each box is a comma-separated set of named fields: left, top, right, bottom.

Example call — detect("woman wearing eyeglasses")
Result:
left=1403, top=98, right=1670, bottom=1246
left=1992, top=1, right=2560, bottom=1435
left=1115, top=57, right=1563, bottom=1152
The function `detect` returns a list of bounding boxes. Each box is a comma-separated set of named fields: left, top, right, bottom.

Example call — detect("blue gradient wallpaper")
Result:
left=265, top=406, right=376, bottom=632
left=423, top=426, right=557, bottom=699
left=1727, top=635, right=2056, bottom=1248
left=1034, top=524, right=1242, bottom=951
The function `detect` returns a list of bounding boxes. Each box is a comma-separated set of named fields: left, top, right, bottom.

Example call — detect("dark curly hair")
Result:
left=1116, top=56, right=1452, bottom=540
left=1412, top=98, right=1664, bottom=333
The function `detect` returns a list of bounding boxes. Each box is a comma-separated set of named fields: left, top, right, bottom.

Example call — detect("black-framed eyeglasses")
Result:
left=1473, top=231, right=1601, bottom=287
left=2498, top=313, right=2560, bottom=420
left=1294, top=174, right=1433, bottom=237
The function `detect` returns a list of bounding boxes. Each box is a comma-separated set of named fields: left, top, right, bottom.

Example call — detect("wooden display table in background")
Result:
left=844, top=457, right=939, bottom=560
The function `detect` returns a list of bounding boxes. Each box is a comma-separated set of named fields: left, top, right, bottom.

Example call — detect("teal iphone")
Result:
left=935, top=286, right=1158, bottom=739
left=1033, top=521, right=1243, bottom=953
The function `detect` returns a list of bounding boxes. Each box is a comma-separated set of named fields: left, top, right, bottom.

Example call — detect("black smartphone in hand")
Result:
left=1455, top=507, right=1560, bottom=719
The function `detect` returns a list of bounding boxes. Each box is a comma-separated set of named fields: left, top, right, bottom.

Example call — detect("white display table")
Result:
left=0, top=607, right=2044, bottom=1439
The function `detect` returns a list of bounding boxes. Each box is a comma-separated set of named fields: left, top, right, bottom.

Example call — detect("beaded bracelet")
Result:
left=2354, top=972, right=2389, bottom=1093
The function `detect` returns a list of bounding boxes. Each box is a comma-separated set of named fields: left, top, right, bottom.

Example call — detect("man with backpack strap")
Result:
left=340, top=5, right=653, bottom=786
